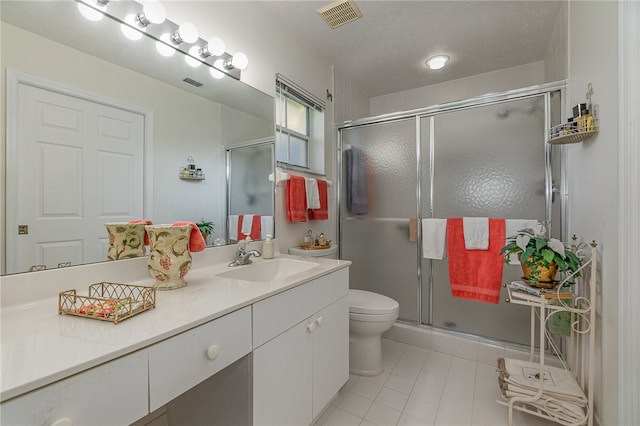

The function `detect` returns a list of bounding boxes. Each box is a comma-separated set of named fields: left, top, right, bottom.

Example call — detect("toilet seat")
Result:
left=349, top=289, right=399, bottom=315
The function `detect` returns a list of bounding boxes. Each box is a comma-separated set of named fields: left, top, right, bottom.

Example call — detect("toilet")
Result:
left=348, top=289, right=399, bottom=376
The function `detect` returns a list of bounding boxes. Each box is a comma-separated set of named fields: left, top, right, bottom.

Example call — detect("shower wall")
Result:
left=340, top=88, right=562, bottom=345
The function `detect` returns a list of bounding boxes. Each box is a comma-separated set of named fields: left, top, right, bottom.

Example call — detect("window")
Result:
left=275, top=75, right=325, bottom=171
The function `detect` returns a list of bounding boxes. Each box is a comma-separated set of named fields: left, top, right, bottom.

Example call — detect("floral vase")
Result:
left=145, top=225, right=192, bottom=290
left=105, top=223, right=146, bottom=260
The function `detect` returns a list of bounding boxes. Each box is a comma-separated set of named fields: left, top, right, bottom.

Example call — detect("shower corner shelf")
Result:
left=498, top=242, right=597, bottom=426
left=548, top=120, right=599, bottom=145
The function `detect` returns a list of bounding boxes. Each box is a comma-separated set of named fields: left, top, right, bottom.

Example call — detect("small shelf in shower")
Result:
left=548, top=120, right=599, bottom=145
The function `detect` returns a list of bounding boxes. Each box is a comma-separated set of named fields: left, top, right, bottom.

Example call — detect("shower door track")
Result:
left=337, top=80, right=567, bottom=327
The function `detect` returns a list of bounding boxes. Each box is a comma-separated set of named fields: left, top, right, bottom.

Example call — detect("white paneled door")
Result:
left=7, top=80, right=144, bottom=273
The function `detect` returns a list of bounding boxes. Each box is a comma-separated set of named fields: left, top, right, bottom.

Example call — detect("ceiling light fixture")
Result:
left=210, top=61, right=226, bottom=80
left=426, top=55, right=450, bottom=70
left=136, top=0, right=166, bottom=27
left=156, top=33, right=176, bottom=57
left=121, top=14, right=143, bottom=40
left=186, top=46, right=203, bottom=68
left=221, top=52, right=248, bottom=71
left=77, top=0, right=108, bottom=22
left=171, top=22, right=199, bottom=45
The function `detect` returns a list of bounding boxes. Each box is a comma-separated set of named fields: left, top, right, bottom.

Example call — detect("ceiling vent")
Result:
left=317, top=0, right=362, bottom=29
left=183, top=77, right=203, bottom=87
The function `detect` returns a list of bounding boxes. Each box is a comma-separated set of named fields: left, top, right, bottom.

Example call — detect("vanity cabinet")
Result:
left=252, top=268, right=349, bottom=425
left=149, top=306, right=252, bottom=411
left=0, top=349, right=148, bottom=426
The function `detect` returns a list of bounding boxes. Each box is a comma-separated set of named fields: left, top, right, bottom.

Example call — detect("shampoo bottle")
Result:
left=263, top=235, right=274, bottom=259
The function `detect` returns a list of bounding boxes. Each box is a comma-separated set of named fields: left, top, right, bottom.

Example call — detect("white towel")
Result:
left=241, top=214, right=254, bottom=237
left=261, top=216, right=274, bottom=240
left=505, top=219, right=543, bottom=264
left=422, top=218, right=447, bottom=259
left=228, top=215, right=239, bottom=241
left=463, top=217, right=489, bottom=250
left=305, top=178, right=320, bottom=209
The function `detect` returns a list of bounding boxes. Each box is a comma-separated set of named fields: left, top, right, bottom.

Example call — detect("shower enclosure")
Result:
left=339, top=83, right=564, bottom=346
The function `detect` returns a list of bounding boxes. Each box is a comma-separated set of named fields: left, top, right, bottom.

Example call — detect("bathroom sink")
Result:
left=217, top=258, right=318, bottom=282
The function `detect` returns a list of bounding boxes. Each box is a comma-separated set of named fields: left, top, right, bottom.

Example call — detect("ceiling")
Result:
left=259, top=1, right=564, bottom=98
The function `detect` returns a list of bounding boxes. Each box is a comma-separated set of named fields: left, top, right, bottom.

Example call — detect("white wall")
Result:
left=370, top=61, right=545, bottom=116
left=567, top=2, right=619, bottom=424
left=544, top=1, right=568, bottom=83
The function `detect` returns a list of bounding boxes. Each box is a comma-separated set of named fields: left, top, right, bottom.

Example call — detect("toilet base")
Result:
left=349, top=334, right=384, bottom=376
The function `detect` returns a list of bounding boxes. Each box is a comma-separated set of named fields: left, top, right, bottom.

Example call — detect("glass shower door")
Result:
left=422, top=96, right=552, bottom=345
left=341, top=119, right=419, bottom=322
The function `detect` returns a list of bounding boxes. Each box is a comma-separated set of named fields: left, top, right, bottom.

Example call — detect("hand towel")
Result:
left=346, top=147, right=368, bottom=215
left=463, top=217, right=489, bottom=250
left=261, top=216, right=274, bottom=239
left=241, top=214, right=254, bottom=235
left=286, top=176, right=307, bottom=222
left=171, top=221, right=206, bottom=252
left=505, top=219, right=542, bottom=264
left=129, top=219, right=153, bottom=245
left=305, top=178, right=321, bottom=209
left=228, top=215, right=239, bottom=242
left=446, top=218, right=505, bottom=304
left=422, top=218, right=447, bottom=259
left=237, top=215, right=261, bottom=241
left=308, top=179, right=328, bottom=220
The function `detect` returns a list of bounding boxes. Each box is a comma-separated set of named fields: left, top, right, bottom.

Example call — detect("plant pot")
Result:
left=519, top=254, right=559, bottom=288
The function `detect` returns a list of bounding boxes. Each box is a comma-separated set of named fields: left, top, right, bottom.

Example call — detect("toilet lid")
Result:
left=349, top=289, right=399, bottom=315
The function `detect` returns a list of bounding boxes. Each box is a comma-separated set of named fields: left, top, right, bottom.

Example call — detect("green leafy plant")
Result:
left=196, top=219, right=214, bottom=240
left=500, top=229, right=582, bottom=284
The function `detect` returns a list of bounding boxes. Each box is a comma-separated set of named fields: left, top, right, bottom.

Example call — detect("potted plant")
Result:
left=500, top=228, right=582, bottom=287
left=196, top=219, right=214, bottom=244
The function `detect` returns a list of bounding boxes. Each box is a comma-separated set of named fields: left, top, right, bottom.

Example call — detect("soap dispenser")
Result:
left=263, top=235, right=274, bottom=259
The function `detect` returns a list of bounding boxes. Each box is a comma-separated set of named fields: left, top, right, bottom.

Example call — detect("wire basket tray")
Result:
left=59, top=282, right=156, bottom=324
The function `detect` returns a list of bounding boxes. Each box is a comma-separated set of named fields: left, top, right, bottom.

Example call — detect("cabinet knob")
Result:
left=206, top=344, right=220, bottom=360
left=315, top=316, right=323, bottom=326
left=307, top=322, right=316, bottom=333
left=51, top=418, right=72, bottom=426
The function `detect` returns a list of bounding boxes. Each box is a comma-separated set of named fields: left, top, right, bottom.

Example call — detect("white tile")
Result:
left=334, top=392, right=374, bottom=418
left=475, top=363, right=499, bottom=391
left=505, top=347, right=531, bottom=361
left=402, top=397, right=438, bottom=424
left=430, top=332, right=454, bottom=355
left=415, top=366, right=448, bottom=387
left=446, top=357, right=477, bottom=385
left=424, top=351, right=452, bottom=369
left=439, top=380, right=475, bottom=412
left=397, top=413, right=433, bottom=426
left=359, top=420, right=377, bottom=426
left=409, top=380, right=445, bottom=405
left=323, top=407, right=363, bottom=426
left=392, top=361, right=422, bottom=380
left=384, top=374, right=416, bottom=395
left=364, top=402, right=402, bottom=426
left=381, top=338, right=408, bottom=360
left=314, top=405, right=335, bottom=426
left=400, top=346, right=431, bottom=367
left=477, top=343, right=506, bottom=366
left=434, top=406, right=473, bottom=426
left=341, top=374, right=360, bottom=395
left=351, top=374, right=387, bottom=400
left=374, top=387, right=409, bottom=412
left=383, top=357, right=400, bottom=373
left=453, top=336, right=479, bottom=361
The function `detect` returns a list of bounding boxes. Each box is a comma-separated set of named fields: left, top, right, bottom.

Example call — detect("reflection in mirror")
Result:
left=1, top=1, right=275, bottom=275
left=227, top=142, right=275, bottom=244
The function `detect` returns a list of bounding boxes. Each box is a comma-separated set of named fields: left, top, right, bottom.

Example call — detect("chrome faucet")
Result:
left=228, top=239, right=262, bottom=267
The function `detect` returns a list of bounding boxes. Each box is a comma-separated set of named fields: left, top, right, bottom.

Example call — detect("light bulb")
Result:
left=186, top=46, right=202, bottom=68
left=77, top=1, right=106, bottom=21
left=204, top=37, right=225, bottom=57
left=156, top=33, right=176, bottom=57
left=142, top=0, right=166, bottom=24
left=231, top=52, right=248, bottom=70
left=121, top=14, right=143, bottom=40
left=172, top=22, right=199, bottom=44
left=210, top=63, right=225, bottom=80
left=426, top=55, right=449, bottom=70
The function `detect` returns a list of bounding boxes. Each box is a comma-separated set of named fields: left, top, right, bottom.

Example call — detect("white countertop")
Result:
left=0, top=253, right=351, bottom=402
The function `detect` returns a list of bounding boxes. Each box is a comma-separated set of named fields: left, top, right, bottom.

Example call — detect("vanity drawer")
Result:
left=0, top=349, right=148, bottom=426
left=148, top=306, right=252, bottom=411
left=252, top=268, right=348, bottom=348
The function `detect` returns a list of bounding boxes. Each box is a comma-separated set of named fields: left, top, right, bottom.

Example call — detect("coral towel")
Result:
left=308, top=179, right=329, bottom=220
left=287, top=175, right=307, bottom=222
left=172, top=221, right=206, bottom=252
left=129, top=219, right=153, bottom=245
left=446, top=218, right=505, bottom=304
left=237, top=215, right=261, bottom=241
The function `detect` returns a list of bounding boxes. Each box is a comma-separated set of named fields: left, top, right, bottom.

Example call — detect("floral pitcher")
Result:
left=105, top=223, right=146, bottom=260
left=145, top=225, right=192, bottom=290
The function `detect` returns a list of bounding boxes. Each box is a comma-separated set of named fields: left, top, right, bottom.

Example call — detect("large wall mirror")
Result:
left=1, top=1, right=275, bottom=275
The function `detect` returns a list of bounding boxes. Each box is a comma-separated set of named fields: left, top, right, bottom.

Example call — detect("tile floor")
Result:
left=315, top=339, right=558, bottom=426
